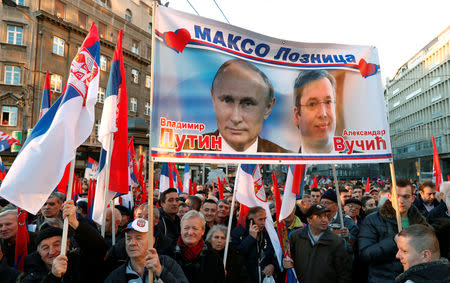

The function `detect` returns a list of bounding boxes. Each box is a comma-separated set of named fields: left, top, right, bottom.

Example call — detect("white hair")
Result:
left=181, top=210, right=205, bottom=228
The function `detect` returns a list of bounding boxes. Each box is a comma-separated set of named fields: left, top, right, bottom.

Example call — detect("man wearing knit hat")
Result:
left=320, top=189, right=359, bottom=246
left=21, top=200, right=108, bottom=282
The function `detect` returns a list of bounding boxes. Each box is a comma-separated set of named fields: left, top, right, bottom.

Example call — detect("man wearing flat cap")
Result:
left=283, top=204, right=352, bottom=283
left=21, top=200, right=108, bottom=283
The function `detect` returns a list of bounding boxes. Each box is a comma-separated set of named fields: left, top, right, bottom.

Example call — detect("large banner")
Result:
left=151, top=6, right=392, bottom=164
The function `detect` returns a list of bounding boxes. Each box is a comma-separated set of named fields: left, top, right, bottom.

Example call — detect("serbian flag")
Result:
left=0, top=24, right=99, bottom=214
left=84, top=157, right=99, bottom=179
left=92, top=30, right=128, bottom=224
left=0, top=131, right=21, bottom=152
left=182, top=164, right=190, bottom=194
left=39, top=70, right=51, bottom=119
left=0, top=156, right=6, bottom=181
left=235, top=164, right=282, bottom=266
left=14, top=209, right=29, bottom=271
left=432, top=136, right=443, bottom=192
left=311, top=175, right=318, bottom=189
left=87, top=179, right=96, bottom=219
left=279, top=165, right=306, bottom=221
left=364, top=177, right=370, bottom=193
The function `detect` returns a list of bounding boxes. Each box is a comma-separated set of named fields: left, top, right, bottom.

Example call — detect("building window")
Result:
left=78, top=11, right=87, bottom=30
left=148, top=23, right=152, bottom=34
left=7, top=26, right=23, bottom=45
left=52, top=36, right=65, bottom=56
left=145, top=102, right=151, bottom=115
left=145, top=75, right=151, bottom=88
left=131, top=40, right=139, bottom=55
left=98, top=22, right=106, bottom=39
left=97, top=87, right=105, bottom=103
left=146, top=45, right=151, bottom=59
left=125, top=9, right=132, bottom=22
left=131, top=69, right=139, bottom=84
left=50, top=74, right=62, bottom=93
left=4, top=66, right=21, bottom=85
left=100, top=55, right=107, bottom=71
left=2, top=106, right=18, bottom=126
left=54, top=0, right=65, bottom=19
left=130, top=98, right=137, bottom=112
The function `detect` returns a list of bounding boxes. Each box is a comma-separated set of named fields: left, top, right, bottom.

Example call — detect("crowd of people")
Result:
left=0, top=178, right=449, bottom=282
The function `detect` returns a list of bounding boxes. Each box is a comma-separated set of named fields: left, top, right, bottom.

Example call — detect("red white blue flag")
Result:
left=0, top=24, right=99, bottom=214
left=279, top=165, right=306, bottom=221
left=39, top=70, right=51, bottom=119
left=92, top=30, right=128, bottom=224
left=235, top=164, right=283, bottom=267
left=0, top=157, right=6, bottom=181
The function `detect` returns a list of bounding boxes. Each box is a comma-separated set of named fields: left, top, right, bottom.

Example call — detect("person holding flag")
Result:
left=92, top=29, right=129, bottom=225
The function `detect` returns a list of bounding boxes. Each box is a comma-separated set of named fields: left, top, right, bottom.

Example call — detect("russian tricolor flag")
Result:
left=39, top=70, right=51, bottom=119
left=0, top=24, right=100, bottom=214
left=92, top=30, right=128, bottom=224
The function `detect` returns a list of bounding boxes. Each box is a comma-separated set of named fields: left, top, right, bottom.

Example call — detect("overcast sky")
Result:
left=165, top=0, right=449, bottom=83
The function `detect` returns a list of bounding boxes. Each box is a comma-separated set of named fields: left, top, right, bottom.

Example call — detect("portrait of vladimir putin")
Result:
left=206, top=59, right=287, bottom=153
left=293, top=70, right=337, bottom=153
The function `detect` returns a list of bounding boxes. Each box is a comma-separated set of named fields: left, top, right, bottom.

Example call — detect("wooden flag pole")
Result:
left=331, top=164, right=345, bottom=229
left=61, top=158, right=75, bottom=256
left=223, top=170, right=237, bottom=268
left=146, top=1, right=157, bottom=282
left=389, top=162, right=402, bottom=232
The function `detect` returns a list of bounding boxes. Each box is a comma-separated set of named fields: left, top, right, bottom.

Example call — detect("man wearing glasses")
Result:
left=293, top=69, right=337, bottom=153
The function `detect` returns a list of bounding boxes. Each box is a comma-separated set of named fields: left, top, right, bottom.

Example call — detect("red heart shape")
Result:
left=163, top=28, right=191, bottom=53
left=358, top=59, right=378, bottom=78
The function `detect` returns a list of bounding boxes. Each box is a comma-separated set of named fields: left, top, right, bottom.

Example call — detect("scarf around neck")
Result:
left=177, top=237, right=204, bottom=261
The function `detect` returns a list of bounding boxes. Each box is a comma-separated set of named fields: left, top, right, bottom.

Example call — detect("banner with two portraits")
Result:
left=151, top=6, right=392, bottom=164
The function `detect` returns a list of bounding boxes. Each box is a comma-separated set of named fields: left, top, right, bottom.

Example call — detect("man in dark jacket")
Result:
left=395, top=224, right=450, bottom=283
left=155, top=188, right=180, bottom=251
left=359, top=179, right=427, bottom=283
left=105, top=218, right=188, bottom=283
left=231, top=206, right=277, bottom=283
left=21, top=200, right=108, bottom=283
left=413, top=181, right=440, bottom=218
left=284, top=204, right=352, bottom=283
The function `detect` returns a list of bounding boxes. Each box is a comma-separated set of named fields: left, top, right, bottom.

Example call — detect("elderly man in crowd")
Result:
left=34, top=192, right=65, bottom=230
left=105, top=218, right=188, bottom=283
left=0, top=206, right=36, bottom=267
left=174, top=210, right=225, bottom=282
left=21, top=200, right=107, bottom=282
left=395, top=224, right=449, bottom=282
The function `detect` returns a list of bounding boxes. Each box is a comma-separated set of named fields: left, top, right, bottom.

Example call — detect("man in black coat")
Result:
left=21, top=200, right=108, bottom=283
left=154, top=188, right=181, bottom=251
left=359, top=179, right=427, bottom=283
left=413, top=181, right=440, bottom=218
left=105, top=218, right=187, bottom=283
left=395, top=224, right=450, bottom=283
left=231, top=206, right=277, bottom=283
